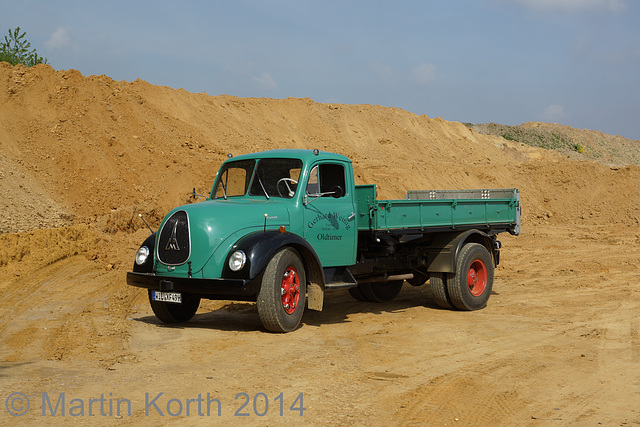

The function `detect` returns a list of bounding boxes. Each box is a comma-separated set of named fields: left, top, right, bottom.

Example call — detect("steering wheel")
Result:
left=276, top=178, right=298, bottom=198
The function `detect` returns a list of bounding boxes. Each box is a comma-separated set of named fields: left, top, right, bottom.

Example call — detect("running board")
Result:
left=323, top=267, right=357, bottom=290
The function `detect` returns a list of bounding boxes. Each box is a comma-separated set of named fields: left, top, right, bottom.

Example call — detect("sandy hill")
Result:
left=0, top=63, right=639, bottom=270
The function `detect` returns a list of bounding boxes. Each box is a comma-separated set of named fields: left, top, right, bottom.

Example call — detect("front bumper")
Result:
left=126, top=272, right=258, bottom=300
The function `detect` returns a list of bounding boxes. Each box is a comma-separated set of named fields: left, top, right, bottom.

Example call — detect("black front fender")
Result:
left=222, top=230, right=323, bottom=282
left=132, top=232, right=157, bottom=273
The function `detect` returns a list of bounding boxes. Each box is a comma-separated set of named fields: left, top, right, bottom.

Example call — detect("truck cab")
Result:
left=209, top=149, right=359, bottom=267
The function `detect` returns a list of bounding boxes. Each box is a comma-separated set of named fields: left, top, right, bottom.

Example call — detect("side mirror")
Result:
left=330, top=185, right=344, bottom=198
left=190, top=188, right=207, bottom=202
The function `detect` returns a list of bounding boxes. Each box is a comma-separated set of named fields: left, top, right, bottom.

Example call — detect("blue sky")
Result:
left=3, top=0, right=640, bottom=139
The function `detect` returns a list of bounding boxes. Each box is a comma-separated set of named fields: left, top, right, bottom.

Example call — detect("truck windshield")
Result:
left=212, top=159, right=256, bottom=199
left=212, top=158, right=302, bottom=199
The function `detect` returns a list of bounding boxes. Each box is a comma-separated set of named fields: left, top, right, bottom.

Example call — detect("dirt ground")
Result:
left=1, top=64, right=640, bottom=425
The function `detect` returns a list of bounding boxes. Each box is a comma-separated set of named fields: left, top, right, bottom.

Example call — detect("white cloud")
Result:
left=541, top=104, right=568, bottom=122
left=252, top=73, right=278, bottom=90
left=45, top=27, right=71, bottom=49
left=411, top=63, right=437, bottom=86
left=509, top=0, right=627, bottom=13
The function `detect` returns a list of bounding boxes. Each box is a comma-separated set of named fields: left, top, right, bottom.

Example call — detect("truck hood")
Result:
left=154, top=199, right=290, bottom=276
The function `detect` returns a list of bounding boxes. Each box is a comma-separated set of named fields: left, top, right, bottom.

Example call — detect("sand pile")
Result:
left=1, top=62, right=638, bottom=273
left=1, top=63, right=637, bottom=235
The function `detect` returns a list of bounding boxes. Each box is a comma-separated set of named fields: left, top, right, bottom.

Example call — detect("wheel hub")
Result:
left=281, top=266, right=300, bottom=314
left=467, top=259, right=487, bottom=296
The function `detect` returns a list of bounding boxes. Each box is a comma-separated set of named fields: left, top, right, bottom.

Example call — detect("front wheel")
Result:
left=148, top=290, right=201, bottom=323
left=257, top=248, right=306, bottom=332
left=446, top=243, right=493, bottom=310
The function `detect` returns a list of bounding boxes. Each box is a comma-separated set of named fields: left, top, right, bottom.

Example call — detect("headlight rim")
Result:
left=135, top=246, right=150, bottom=265
left=228, top=250, right=247, bottom=272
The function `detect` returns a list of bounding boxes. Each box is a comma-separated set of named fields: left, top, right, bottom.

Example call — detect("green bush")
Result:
left=0, top=27, right=48, bottom=67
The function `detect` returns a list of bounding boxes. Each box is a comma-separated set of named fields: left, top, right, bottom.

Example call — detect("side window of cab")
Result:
left=306, top=164, right=346, bottom=198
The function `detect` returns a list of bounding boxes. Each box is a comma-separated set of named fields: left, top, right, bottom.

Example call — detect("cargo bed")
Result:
left=355, top=185, right=520, bottom=235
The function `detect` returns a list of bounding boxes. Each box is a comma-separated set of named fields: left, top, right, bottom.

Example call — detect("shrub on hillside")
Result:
left=0, top=27, right=48, bottom=67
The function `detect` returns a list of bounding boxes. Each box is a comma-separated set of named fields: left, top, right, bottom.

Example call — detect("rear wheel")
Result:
left=358, top=280, right=404, bottom=302
left=429, top=272, right=454, bottom=309
left=148, top=290, right=200, bottom=323
left=257, top=248, right=306, bottom=332
left=446, top=243, right=493, bottom=310
left=348, top=286, right=367, bottom=301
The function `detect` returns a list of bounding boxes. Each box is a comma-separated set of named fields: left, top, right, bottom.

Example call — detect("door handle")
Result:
left=347, top=212, right=356, bottom=220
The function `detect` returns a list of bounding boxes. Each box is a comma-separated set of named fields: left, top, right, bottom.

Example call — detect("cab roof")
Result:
left=224, top=149, right=351, bottom=164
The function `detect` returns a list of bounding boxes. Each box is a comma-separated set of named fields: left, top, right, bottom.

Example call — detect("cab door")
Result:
left=302, top=162, right=357, bottom=267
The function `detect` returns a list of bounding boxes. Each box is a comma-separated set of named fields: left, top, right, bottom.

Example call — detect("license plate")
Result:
left=152, top=291, right=182, bottom=303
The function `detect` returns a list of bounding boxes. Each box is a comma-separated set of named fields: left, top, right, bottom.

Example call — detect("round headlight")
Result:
left=135, top=246, right=150, bottom=265
left=228, top=250, right=246, bottom=271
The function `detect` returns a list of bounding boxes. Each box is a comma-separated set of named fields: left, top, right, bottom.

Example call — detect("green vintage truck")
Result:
left=127, top=149, right=520, bottom=332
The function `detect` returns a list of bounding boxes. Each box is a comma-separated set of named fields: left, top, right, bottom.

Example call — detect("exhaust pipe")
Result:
left=359, top=273, right=414, bottom=284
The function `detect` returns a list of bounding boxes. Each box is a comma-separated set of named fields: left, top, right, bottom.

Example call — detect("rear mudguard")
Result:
left=426, top=229, right=497, bottom=274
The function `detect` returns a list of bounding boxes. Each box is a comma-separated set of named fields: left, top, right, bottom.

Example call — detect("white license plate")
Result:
left=152, top=291, right=182, bottom=303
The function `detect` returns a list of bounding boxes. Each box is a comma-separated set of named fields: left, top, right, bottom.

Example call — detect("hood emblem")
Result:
left=164, top=220, right=181, bottom=251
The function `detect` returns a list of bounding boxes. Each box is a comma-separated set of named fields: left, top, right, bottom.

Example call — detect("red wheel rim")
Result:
left=281, top=266, right=300, bottom=314
left=467, top=259, right=487, bottom=296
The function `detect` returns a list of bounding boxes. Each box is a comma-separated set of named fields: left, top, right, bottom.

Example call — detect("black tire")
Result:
left=446, top=243, right=493, bottom=310
left=429, top=272, right=454, bottom=309
left=148, top=290, right=201, bottom=323
left=348, top=286, right=368, bottom=301
left=358, top=280, right=404, bottom=302
left=257, top=248, right=306, bottom=333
